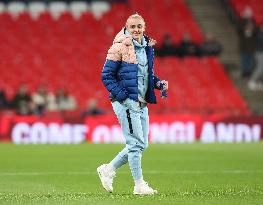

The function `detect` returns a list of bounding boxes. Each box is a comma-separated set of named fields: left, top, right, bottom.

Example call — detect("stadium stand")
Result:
left=0, top=0, right=249, bottom=115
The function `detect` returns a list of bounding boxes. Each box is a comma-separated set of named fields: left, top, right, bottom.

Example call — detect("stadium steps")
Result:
left=186, top=0, right=240, bottom=67
left=227, top=66, right=263, bottom=115
left=186, top=0, right=263, bottom=115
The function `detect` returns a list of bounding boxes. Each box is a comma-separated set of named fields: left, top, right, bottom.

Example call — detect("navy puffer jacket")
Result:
left=101, top=28, right=161, bottom=104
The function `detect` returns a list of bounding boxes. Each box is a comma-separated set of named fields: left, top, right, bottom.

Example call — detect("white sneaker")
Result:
left=133, top=181, right=158, bottom=195
left=248, top=81, right=263, bottom=91
left=97, top=164, right=116, bottom=193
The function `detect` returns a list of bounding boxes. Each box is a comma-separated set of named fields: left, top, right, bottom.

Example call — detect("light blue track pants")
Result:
left=110, top=100, right=149, bottom=180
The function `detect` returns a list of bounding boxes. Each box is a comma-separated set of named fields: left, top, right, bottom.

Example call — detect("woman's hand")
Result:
left=161, top=80, right=168, bottom=90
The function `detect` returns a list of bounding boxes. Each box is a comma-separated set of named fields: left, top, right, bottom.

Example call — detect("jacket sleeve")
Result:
left=101, top=44, right=129, bottom=101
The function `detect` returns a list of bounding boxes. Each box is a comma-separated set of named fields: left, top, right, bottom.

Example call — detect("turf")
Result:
left=0, top=143, right=262, bottom=205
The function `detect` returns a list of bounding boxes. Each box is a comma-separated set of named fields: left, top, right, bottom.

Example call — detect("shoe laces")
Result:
left=142, top=181, right=153, bottom=190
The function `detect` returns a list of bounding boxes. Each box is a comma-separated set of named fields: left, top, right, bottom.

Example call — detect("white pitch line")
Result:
left=0, top=170, right=262, bottom=176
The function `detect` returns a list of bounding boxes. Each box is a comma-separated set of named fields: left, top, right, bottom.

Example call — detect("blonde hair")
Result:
left=126, top=13, right=146, bottom=27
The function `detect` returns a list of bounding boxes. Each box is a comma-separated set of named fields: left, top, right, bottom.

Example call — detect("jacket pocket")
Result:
left=123, top=98, right=140, bottom=112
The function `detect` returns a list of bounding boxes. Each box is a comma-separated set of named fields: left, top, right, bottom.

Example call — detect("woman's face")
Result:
left=126, top=18, right=145, bottom=43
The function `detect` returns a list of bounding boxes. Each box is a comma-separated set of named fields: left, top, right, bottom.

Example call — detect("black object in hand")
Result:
left=159, top=82, right=168, bottom=98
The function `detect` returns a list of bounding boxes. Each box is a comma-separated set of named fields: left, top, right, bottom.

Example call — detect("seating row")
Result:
left=0, top=1, right=110, bottom=19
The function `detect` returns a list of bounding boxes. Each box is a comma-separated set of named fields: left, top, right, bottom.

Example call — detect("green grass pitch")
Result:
left=0, top=143, right=262, bottom=205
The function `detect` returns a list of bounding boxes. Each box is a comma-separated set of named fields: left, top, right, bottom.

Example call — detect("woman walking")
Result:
left=98, top=14, right=168, bottom=195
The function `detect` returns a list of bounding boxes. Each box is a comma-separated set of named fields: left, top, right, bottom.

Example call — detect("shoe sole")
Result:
left=133, top=191, right=157, bottom=195
left=133, top=192, right=156, bottom=195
